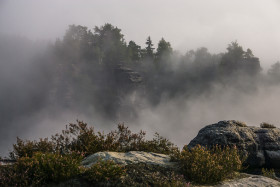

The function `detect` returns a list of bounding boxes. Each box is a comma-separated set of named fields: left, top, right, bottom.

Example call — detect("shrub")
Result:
left=260, top=122, right=276, bottom=129
left=141, top=132, right=180, bottom=155
left=151, top=172, right=190, bottom=187
left=179, top=145, right=244, bottom=184
left=51, top=120, right=179, bottom=156
left=83, top=159, right=126, bottom=184
left=10, top=137, right=54, bottom=159
left=121, top=163, right=189, bottom=187
left=105, top=123, right=147, bottom=152
left=4, top=121, right=180, bottom=185
left=262, top=168, right=276, bottom=180
left=0, top=163, right=38, bottom=187
left=0, top=152, right=82, bottom=186
left=51, top=121, right=105, bottom=156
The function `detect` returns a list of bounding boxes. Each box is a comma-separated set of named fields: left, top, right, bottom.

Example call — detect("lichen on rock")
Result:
left=82, top=151, right=178, bottom=168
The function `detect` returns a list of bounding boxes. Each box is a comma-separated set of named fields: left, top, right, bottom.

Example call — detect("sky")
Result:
left=0, top=0, right=280, bottom=68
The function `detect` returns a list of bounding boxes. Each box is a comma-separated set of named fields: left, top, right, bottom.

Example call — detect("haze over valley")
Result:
left=0, top=0, right=280, bottom=156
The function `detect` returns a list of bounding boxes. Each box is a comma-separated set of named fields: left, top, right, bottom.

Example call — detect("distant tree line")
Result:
left=1, top=23, right=280, bottom=123
left=50, top=24, right=265, bottom=111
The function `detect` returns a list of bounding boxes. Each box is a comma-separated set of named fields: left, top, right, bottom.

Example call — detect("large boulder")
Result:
left=188, top=120, right=280, bottom=168
left=81, top=151, right=177, bottom=168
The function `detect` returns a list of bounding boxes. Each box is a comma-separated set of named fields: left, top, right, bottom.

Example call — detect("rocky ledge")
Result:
left=188, top=120, right=280, bottom=168
left=79, top=151, right=280, bottom=187
left=217, top=174, right=280, bottom=187
left=58, top=120, right=280, bottom=186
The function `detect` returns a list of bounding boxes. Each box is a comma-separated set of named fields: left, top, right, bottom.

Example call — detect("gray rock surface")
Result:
left=217, top=174, right=280, bottom=187
left=188, top=120, right=280, bottom=168
left=81, top=151, right=177, bottom=168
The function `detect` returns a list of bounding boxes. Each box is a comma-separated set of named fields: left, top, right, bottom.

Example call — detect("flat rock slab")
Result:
left=217, top=175, right=280, bottom=187
left=81, top=151, right=177, bottom=168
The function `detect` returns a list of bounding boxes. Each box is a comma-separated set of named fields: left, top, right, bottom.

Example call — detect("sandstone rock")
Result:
left=81, top=151, right=177, bottom=168
left=217, top=174, right=280, bottom=187
left=188, top=120, right=280, bottom=168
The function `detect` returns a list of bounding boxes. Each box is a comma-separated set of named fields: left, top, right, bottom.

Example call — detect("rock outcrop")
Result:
left=82, top=151, right=177, bottom=168
left=217, top=174, right=280, bottom=187
left=188, top=120, right=280, bottom=168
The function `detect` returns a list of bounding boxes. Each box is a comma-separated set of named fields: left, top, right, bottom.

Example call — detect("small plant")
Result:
left=179, top=145, right=244, bottom=184
left=83, top=159, right=126, bottom=184
left=262, top=168, right=276, bottom=179
left=260, top=122, right=276, bottom=129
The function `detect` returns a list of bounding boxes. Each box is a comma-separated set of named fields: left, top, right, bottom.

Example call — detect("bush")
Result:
left=51, top=121, right=179, bottom=156
left=122, top=163, right=189, bottom=186
left=260, top=122, right=276, bottom=129
left=0, top=152, right=82, bottom=186
left=9, top=121, right=179, bottom=159
left=262, top=168, right=276, bottom=180
left=141, top=132, right=179, bottom=155
left=83, top=159, right=126, bottom=184
left=4, top=120, right=180, bottom=185
left=10, top=137, right=54, bottom=159
left=0, top=163, right=38, bottom=187
left=52, top=121, right=107, bottom=156
left=179, top=145, right=244, bottom=184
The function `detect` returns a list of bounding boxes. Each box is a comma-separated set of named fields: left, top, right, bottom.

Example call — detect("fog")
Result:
left=1, top=0, right=280, bottom=68
left=1, top=0, right=280, bottom=157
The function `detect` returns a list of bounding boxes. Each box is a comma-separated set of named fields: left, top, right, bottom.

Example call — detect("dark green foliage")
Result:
left=0, top=152, right=82, bottom=186
left=142, top=132, right=180, bottom=155
left=83, top=159, right=126, bottom=184
left=52, top=121, right=106, bottom=156
left=220, top=41, right=261, bottom=75
left=3, top=121, right=181, bottom=185
left=144, top=36, right=155, bottom=59
left=51, top=121, right=179, bottom=156
left=120, top=163, right=189, bottom=187
left=178, top=145, right=244, bottom=184
left=127, top=40, right=142, bottom=63
left=156, top=38, right=173, bottom=60
left=10, top=137, right=54, bottom=159
left=9, top=121, right=179, bottom=159
left=1, top=120, right=252, bottom=186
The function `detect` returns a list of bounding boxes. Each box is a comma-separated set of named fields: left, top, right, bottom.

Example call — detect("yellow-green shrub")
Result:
left=179, top=145, right=243, bottom=184
left=83, top=159, right=126, bottom=184
left=262, top=168, right=276, bottom=179
left=0, top=152, right=82, bottom=186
